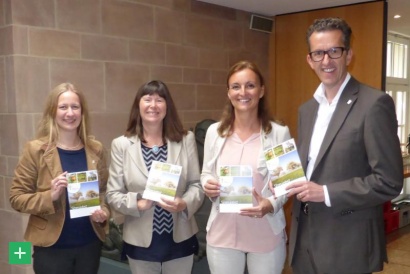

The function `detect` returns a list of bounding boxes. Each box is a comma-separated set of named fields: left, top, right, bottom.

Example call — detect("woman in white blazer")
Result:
left=106, top=80, right=204, bottom=274
left=201, top=61, right=291, bottom=274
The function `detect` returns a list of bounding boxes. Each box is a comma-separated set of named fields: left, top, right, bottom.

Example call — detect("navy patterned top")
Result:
left=122, top=143, right=198, bottom=262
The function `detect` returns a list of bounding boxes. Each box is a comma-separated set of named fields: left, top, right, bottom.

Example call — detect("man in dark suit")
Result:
left=286, top=17, right=404, bottom=274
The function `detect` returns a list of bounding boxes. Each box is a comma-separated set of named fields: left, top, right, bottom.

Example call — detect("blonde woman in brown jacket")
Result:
left=10, top=83, right=110, bottom=274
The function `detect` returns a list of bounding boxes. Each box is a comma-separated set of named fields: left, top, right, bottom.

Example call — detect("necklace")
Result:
left=57, top=140, right=82, bottom=150
left=144, top=136, right=163, bottom=153
left=150, top=141, right=163, bottom=154
left=151, top=142, right=164, bottom=153
left=152, top=145, right=160, bottom=153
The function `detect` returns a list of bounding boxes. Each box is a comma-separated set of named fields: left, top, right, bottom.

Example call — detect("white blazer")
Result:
left=106, top=131, right=204, bottom=247
left=200, top=122, right=291, bottom=235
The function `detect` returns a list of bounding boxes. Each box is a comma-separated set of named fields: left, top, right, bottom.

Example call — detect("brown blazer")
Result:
left=288, top=77, right=404, bottom=273
left=10, top=137, right=110, bottom=247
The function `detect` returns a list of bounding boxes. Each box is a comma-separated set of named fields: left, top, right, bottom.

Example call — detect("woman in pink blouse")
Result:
left=201, top=60, right=291, bottom=274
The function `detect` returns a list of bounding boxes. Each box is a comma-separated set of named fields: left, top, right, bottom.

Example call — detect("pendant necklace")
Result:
left=151, top=141, right=163, bottom=154
left=152, top=144, right=160, bottom=153
left=146, top=137, right=162, bottom=153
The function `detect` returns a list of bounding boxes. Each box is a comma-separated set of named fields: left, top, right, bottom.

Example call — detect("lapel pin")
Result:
left=347, top=99, right=352, bottom=105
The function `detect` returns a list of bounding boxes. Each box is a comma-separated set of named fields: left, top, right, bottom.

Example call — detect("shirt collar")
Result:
left=313, top=73, right=351, bottom=105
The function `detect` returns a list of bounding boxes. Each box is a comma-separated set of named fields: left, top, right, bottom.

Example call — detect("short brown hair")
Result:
left=306, top=17, right=352, bottom=51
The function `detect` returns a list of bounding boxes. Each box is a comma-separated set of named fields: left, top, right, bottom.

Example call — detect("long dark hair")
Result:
left=125, top=80, right=186, bottom=143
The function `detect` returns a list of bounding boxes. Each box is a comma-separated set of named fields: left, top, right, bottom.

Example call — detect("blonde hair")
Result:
left=37, top=83, right=91, bottom=147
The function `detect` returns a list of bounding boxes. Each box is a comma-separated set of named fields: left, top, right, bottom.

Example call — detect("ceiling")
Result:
left=198, top=0, right=410, bottom=37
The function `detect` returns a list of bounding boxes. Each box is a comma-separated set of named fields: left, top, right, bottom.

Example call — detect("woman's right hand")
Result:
left=51, top=171, right=68, bottom=201
left=137, top=198, right=154, bottom=211
left=203, top=179, right=220, bottom=198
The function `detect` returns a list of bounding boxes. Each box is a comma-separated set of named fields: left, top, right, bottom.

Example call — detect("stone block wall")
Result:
left=0, top=1, right=270, bottom=272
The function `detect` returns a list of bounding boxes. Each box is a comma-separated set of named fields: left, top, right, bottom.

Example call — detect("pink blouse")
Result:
left=207, top=132, right=282, bottom=253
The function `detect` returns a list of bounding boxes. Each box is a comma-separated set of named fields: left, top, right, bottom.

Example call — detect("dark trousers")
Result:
left=33, top=240, right=102, bottom=274
left=291, top=212, right=372, bottom=274
left=292, top=211, right=318, bottom=274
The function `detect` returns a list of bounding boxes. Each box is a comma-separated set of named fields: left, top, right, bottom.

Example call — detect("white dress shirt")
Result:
left=306, top=73, right=351, bottom=206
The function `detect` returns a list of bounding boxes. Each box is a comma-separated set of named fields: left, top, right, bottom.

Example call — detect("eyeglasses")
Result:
left=309, top=47, right=346, bottom=62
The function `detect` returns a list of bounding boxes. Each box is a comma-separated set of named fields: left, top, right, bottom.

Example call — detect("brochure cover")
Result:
left=219, top=165, right=253, bottom=213
left=67, top=170, right=101, bottom=219
left=142, top=161, right=182, bottom=202
left=264, top=138, right=306, bottom=196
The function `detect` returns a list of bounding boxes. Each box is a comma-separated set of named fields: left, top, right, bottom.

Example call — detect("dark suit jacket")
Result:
left=288, top=77, right=404, bottom=273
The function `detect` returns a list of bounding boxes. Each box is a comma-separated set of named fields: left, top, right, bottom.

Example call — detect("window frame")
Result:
left=386, top=33, right=410, bottom=150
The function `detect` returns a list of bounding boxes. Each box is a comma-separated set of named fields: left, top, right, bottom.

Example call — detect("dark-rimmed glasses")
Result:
left=309, top=47, right=346, bottom=62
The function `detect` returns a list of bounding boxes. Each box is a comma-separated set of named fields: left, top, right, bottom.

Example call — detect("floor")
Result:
left=377, top=224, right=410, bottom=273
left=282, top=225, right=410, bottom=274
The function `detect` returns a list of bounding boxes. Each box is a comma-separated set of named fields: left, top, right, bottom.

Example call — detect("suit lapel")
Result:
left=43, top=144, right=66, bottom=212
left=85, top=146, right=98, bottom=171
left=312, top=78, right=359, bottom=174
left=300, top=101, right=318, bottom=170
left=43, top=144, right=63, bottom=178
left=127, top=136, right=149, bottom=177
left=168, top=138, right=182, bottom=165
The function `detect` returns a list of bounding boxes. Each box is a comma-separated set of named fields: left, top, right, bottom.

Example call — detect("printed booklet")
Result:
left=219, top=165, right=253, bottom=213
left=66, top=170, right=100, bottom=218
left=264, top=138, right=306, bottom=196
left=142, top=161, right=182, bottom=202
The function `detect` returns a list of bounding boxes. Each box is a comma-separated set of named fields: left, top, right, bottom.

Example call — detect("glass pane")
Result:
left=397, top=91, right=403, bottom=125
left=388, top=40, right=408, bottom=79
left=405, top=45, right=408, bottom=78
left=387, top=42, right=392, bottom=77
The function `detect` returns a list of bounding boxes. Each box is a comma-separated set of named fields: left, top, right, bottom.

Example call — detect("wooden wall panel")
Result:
left=269, top=1, right=385, bottom=139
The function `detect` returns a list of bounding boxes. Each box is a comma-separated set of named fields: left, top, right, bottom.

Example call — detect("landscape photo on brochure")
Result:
left=142, top=161, right=182, bottom=202
left=67, top=170, right=100, bottom=218
left=264, top=138, right=306, bottom=196
left=219, top=165, right=253, bottom=213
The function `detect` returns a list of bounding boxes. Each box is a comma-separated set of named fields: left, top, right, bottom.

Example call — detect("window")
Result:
left=386, top=38, right=408, bottom=79
left=386, top=33, right=410, bottom=151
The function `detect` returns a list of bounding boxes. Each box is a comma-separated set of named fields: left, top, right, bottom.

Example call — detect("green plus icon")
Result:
left=9, top=242, right=32, bottom=265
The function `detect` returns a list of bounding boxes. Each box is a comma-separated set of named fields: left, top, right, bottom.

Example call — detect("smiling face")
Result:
left=307, top=30, right=353, bottom=95
left=55, top=91, right=82, bottom=134
left=139, top=93, right=167, bottom=126
left=227, top=68, right=264, bottom=115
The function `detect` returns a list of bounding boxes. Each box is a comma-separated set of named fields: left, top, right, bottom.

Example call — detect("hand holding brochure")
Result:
left=67, top=170, right=101, bottom=219
left=264, top=138, right=306, bottom=197
left=219, top=165, right=253, bottom=213
left=142, top=161, right=182, bottom=202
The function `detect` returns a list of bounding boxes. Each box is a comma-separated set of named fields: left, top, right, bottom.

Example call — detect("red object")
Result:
left=383, top=201, right=392, bottom=213
left=384, top=210, right=399, bottom=234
